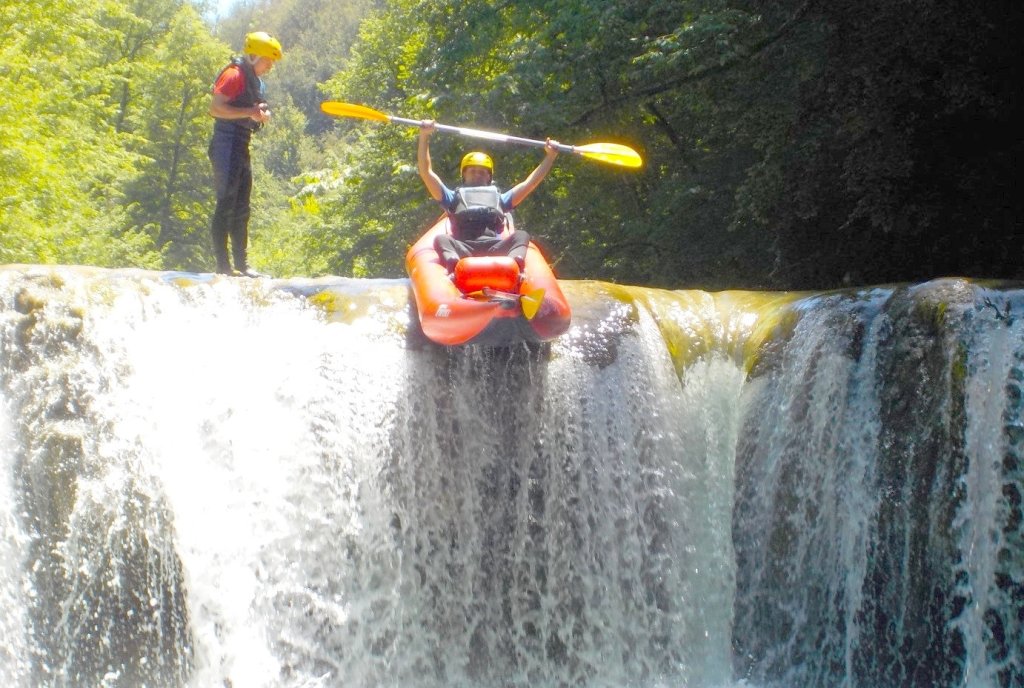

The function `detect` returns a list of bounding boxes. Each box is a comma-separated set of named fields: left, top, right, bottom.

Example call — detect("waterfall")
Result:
left=0, top=266, right=1021, bottom=687
left=732, top=281, right=1024, bottom=688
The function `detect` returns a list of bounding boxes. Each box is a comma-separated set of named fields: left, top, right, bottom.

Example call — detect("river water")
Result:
left=0, top=266, right=1020, bottom=687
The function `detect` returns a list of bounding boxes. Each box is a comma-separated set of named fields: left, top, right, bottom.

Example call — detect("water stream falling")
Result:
left=0, top=266, right=1020, bottom=687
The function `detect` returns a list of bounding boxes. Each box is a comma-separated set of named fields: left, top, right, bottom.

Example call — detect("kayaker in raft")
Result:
left=417, top=120, right=560, bottom=275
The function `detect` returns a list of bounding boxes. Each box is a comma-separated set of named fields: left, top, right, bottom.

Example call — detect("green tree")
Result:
left=314, top=0, right=1023, bottom=289
left=3, top=0, right=1019, bottom=287
left=122, top=4, right=229, bottom=270
left=0, top=0, right=160, bottom=267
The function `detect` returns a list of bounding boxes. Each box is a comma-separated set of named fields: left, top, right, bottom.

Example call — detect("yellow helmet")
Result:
left=244, top=32, right=283, bottom=61
left=460, top=151, right=494, bottom=176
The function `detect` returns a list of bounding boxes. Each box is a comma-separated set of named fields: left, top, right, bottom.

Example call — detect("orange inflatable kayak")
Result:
left=405, top=215, right=572, bottom=346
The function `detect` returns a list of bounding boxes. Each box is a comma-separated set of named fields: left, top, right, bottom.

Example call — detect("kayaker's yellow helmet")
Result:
left=244, top=32, right=283, bottom=61
left=460, top=151, right=494, bottom=177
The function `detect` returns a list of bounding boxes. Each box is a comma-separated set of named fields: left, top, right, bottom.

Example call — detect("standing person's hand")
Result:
left=252, top=103, right=272, bottom=124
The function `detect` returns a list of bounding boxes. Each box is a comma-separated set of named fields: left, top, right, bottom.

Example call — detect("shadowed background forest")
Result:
left=2, top=0, right=1020, bottom=290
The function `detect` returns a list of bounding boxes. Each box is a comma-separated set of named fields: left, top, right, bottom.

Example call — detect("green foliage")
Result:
left=311, top=0, right=1022, bottom=288
left=315, top=0, right=768, bottom=285
left=121, top=4, right=230, bottom=270
left=1, top=0, right=160, bottom=266
left=245, top=0, right=378, bottom=134
left=2, top=0, right=1020, bottom=288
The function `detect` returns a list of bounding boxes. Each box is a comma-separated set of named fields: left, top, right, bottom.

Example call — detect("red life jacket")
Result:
left=212, top=57, right=266, bottom=131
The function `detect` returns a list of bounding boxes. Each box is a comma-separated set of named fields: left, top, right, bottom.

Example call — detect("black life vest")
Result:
left=449, top=185, right=506, bottom=241
left=212, top=57, right=266, bottom=131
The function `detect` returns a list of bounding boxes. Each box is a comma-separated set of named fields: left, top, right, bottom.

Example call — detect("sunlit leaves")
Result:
left=3, top=0, right=1014, bottom=287
left=0, top=0, right=155, bottom=266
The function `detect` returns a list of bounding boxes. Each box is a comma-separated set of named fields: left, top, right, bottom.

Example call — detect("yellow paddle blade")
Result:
left=574, top=143, right=643, bottom=169
left=320, top=101, right=390, bottom=122
left=520, top=288, right=546, bottom=320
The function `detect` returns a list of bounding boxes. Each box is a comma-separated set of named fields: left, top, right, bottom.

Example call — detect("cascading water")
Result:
left=732, top=282, right=1024, bottom=688
left=0, top=266, right=1020, bottom=688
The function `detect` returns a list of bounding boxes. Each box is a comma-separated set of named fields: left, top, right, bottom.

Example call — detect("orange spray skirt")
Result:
left=405, top=216, right=572, bottom=346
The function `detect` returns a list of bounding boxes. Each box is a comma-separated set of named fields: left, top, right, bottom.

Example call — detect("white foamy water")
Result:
left=0, top=268, right=1020, bottom=687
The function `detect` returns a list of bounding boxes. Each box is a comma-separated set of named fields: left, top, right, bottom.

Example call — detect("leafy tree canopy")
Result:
left=2, top=0, right=1020, bottom=289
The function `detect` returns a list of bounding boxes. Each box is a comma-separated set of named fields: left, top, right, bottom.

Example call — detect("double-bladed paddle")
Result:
left=320, top=101, right=642, bottom=169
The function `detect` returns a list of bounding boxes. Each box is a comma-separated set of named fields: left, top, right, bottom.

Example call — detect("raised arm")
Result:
left=505, top=140, right=560, bottom=208
left=417, top=121, right=445, bottom=201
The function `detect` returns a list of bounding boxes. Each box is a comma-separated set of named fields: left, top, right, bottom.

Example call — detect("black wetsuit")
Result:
left=208, top=58, right=264, bottom=274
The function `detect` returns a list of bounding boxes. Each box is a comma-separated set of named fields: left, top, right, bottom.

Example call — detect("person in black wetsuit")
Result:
left=207, top=31, right=282, bottom=277
left=417, top=120, right=560, bottom=274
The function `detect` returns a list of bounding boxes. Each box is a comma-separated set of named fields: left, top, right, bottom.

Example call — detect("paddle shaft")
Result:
left=388, top=115, right=575, bottom=155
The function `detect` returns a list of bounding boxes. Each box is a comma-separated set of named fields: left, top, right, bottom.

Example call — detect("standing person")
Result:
left=208, top=31, right=282, bottom=277
left=417, top=120, right=559, bottom=274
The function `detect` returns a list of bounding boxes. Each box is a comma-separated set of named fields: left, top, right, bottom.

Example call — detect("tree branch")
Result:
left=643, top=101, right=695, bottom=174
left=571, top=0, right=817, bottom=126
